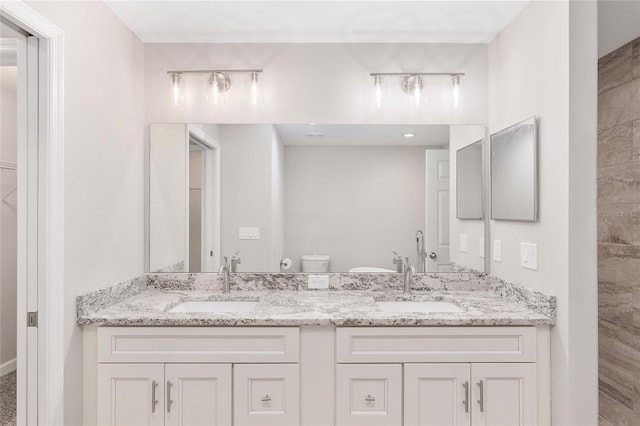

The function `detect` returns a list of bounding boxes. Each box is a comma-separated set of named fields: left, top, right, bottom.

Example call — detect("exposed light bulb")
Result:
left=452, top=75, right=461, bottom=107
left=414, top=81, right=421, bottom=108
left=373, top=75, right=384, bottom=109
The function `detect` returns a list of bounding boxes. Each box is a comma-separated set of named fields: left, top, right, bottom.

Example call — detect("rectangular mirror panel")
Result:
left=148, top=124, right=486, bottom=273
left=490, top=117, right=537, bottom=222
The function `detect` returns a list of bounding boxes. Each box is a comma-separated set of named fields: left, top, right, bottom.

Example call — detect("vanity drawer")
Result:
left=97, top=327, right=299, bottom=363
left=336, top=364, right=402, bottom=426
left=336, top=327, right=536, bottom=363
left=234, top=364, right=299, bottom=426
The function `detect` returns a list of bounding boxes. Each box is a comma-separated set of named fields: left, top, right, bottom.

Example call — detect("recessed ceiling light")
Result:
left=308, top=123, right=317, bottom=126
left=403, top=133, right=415, bottom=138
left=306, top=132, right=325, bottom=137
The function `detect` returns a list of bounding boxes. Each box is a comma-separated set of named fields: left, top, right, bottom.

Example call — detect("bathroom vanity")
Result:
left=78, top=273, right=554, bottom=426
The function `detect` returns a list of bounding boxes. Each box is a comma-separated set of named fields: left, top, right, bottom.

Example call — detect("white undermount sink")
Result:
left=376, top=301, right=463, bottom=313
left=170, top=301, right=258, bottom=313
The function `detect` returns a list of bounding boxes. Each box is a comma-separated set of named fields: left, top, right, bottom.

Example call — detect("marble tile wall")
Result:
left=598, top=36, right=640, bottom=426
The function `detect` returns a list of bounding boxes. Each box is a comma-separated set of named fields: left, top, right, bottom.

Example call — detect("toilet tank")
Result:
left=300, top=255, right=330, bottom=273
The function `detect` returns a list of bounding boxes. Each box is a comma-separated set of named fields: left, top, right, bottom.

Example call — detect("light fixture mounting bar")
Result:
left=167, top=69, right=263, bottom=75
left=369, top=72, right=464, bottom=77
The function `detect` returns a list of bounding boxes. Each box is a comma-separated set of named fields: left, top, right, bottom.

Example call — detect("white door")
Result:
left=233, top=364, right=300, bottom=426
left=425, top=150, right=451, bottom=271
left=1, top=18, right=39, bottom=426
left=165, top=364, right=232, bottom=426
left=97, top=364, right=165, bottom=426
left=336, top=364, right=402, bottom=426
left=471, top=363, right=537, bottom=426
left=404, top=364, right=471, bottom=426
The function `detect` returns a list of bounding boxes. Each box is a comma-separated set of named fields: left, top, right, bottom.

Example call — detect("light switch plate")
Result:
left=493, top=240, right=502, bottom=262
left=479, top=237, right=485, bottom=258
left=459, top=234, right=468, bottom=253
left=308, top=274, right=329, bottom=289
left=239, top=227, right=260, bottom=240
left=521, top=243, right=538, bottom=270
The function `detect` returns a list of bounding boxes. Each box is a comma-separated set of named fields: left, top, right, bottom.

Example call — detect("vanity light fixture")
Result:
left=370, top=72, right=465, bottom=109
left=166, top=69, right=264, bottom=106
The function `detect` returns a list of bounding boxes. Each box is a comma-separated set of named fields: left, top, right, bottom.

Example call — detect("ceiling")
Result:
left=274, top=124, right=450, bottom=146
left=104, top=1, right=529, bottom=44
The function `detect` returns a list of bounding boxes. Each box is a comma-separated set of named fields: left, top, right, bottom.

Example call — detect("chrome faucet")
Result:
left=404, top=257, right=412, bottom=294
left=220, top=257, right=231, bottom=294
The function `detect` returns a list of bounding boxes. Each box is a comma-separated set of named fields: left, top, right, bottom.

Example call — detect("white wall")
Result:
left=598, top=0, right=640, bottom=57
left=144, top=43, right=488, bottom=125
left=284, top=145, right=427, bottom=272
left=24, top=2, right=145, bottom=424
left=488, top=1, right=597, bottom=424
left=219, top=125, right=282, bottom=271
left=449, top=125, right=486, bottom=271
left=0, top=68, right=17, bottom=368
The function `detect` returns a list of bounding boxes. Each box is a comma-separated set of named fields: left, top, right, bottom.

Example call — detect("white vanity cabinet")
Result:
left=403, top=363, right=537, bottom=426
left=85, top=325, right=549, bottom=426
left=93, top=327, right=300, bottom=426
left=98, top=363, right=232, bottom=426
left=335, top=327, right=544, bottom=426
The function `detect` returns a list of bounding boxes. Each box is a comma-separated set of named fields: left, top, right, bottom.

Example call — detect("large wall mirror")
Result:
left=147, top=123, right=487, bottom=274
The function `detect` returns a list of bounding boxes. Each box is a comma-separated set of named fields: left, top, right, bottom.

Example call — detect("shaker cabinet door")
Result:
left=471, top=363, right=537, bottom=426
left=97, top=364, right=165, bottom=426
left=404, top=363, right=471, bottom=426
left=165, top=364, right=232, bottom=426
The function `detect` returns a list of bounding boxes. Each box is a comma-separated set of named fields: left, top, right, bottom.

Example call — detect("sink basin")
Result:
left=376, top=301, right=463, bottom=313
left=170, top=301, right=258, bottom=313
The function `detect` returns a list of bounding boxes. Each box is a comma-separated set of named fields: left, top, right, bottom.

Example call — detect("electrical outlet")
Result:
left=493, top=239, right=502, bottom=262
left=479, top=237, right=485, bottom=258
left=521, top=243, right=538, bottom=270
left=308, top=274, right=329, bottom=289
left=239, top=227, right=260, bottom=240
left=459, top=234, right=468, bottom=253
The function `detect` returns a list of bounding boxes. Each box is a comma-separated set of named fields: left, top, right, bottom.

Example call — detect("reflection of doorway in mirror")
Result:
left=188, top=127, right=220, bottom=273
left=425, top=150, right=451, bottom=272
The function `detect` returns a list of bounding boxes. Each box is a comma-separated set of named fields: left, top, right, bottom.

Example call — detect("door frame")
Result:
left=0, top=3, right=64, bottom=425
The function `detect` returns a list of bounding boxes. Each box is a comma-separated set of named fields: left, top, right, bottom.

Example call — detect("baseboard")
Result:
left=0, top=358, right=16, bottom=376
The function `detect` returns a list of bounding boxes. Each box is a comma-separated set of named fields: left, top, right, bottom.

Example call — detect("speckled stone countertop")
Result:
left=77, top=272, right=555, bottom=326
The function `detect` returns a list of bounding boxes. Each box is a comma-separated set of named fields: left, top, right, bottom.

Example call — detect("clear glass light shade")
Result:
left=208, top=72, right=231, bottom=106
left=451, top=75, right=461, bottom=107
left=245, top=72, right=261, bottom=105
left=169, top=73, right=185, bottom=107
left=402, top=75, right=424, bottom=108
left=372, top=75, right=386, bottom=109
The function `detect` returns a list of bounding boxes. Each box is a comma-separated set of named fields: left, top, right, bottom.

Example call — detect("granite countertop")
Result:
left=77, top=287, right=555, bottom=327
